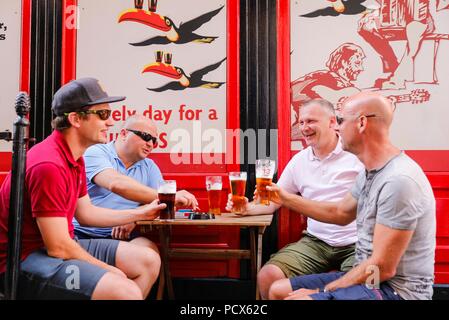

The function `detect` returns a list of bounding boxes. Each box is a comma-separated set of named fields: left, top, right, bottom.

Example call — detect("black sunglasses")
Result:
left=65, top=109, right=112, bottom=121
left=126, top=129, right=158, bottom=144
left=336, top=114, right=376, bottom=125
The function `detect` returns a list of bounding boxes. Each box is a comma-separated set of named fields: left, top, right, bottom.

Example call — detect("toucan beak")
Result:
left=118, top=9, right=170, bottom=32
left=142, top=62, right=182, bottom=79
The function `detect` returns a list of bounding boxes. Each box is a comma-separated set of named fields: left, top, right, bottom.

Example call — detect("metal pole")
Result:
left=4, top=92, right=31, bottom=300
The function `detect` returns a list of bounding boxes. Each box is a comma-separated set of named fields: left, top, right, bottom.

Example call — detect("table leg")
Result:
left=256, top=226, right=266, bottom=300
left=156, top=265, right=165, bottom=300
left=159, top=225, right=175, bottom=300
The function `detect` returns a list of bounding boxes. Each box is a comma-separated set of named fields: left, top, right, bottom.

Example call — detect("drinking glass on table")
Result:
left=229, top=172, right=247, bottom=214
left=206, top=176, right=222, bottom=215
left=158, top=180, right=176, bottom=219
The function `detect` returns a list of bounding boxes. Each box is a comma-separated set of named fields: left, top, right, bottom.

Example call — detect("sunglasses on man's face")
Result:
left=65, top=109, right=112, bottom=121
left=336, top=114, right=376, bottom=125
left=126, top=129, right=158, bottom=144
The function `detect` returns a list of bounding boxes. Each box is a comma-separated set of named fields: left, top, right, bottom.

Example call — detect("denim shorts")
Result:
left=290, top=271, right=402, bottom=300
left=1, top=238, right=119, bottom=300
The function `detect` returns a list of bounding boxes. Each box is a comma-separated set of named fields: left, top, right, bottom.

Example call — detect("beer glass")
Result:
left=155, top=50, right=163, bottom=63
left=164, top=52, right=172, bottom=65
left=149, top=0, right=158, bottom=12
left=158, top=180, right=176, bottom=219
left=206, top=176, right=222, bottom=215
left=255, top=159, right=275, bottom=206
left=229, top=172, right=247, bottom=214
left=135, top=0, right=144, bottom=9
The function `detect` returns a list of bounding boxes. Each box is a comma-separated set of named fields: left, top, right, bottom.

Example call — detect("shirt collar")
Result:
left=365, top=151, right=403, bottom=177
left=308, top=135, right=343, bottom=161
left=52, top=130, right=83, bottom=168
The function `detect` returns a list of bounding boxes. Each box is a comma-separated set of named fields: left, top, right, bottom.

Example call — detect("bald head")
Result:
left=342, top=91, right=394, bottom=129
left=123, top=115, right=157, bottom=134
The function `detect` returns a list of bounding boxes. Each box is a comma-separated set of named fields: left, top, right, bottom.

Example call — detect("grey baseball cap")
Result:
left=51, top=77, right=126, bottom=116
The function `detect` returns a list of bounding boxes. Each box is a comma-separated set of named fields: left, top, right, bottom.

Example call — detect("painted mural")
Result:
left=290, top=0, right=449, bottom=151
left=76, top=0, right=227, bottom=153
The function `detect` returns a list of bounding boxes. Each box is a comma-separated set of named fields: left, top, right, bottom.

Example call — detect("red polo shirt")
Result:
left=0, top=130, right=87, bottom=274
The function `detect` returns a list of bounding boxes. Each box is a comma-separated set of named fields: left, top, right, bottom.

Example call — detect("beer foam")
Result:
left=208, top=183, right=222, bottom=190
left=158, top=183, right=176, bottom=194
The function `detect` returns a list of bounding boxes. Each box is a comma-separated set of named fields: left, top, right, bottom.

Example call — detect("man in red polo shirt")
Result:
left=0, top=78, right=166, bottom=300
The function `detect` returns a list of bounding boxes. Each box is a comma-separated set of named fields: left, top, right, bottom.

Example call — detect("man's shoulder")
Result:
left=141, top=157, right=161, bottom=171
left=27, top=139, right=64, bottom=168
left=84, top=143, right=115, bottom=160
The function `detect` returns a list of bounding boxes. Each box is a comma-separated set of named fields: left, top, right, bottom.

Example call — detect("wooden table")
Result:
left=137, top=213, right=273, bottom=300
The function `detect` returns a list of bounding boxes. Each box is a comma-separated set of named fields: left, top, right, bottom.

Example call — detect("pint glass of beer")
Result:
left=135, top=0, right=144, bottom=9
left=158, top=180, right=176, bottom=219
left=255, top=159, right=275, bottom=206
left=206, top=176, right=222, bottom=215
left=229, top=172, right=247, bottom=214
left=149, top=0, right=158, bottom=12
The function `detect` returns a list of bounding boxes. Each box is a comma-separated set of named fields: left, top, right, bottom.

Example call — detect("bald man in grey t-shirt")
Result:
left=351, top=152, right=435, bottom=299
left=267, top=92, right=436, bottom=300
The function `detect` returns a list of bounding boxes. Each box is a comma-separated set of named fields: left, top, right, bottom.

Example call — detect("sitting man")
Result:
left=73, top=115, right=198, bottom=252
left=226, top=99, right=364, bottom=300
left=268, top=92, right=435, bottom=300
left=0, top=78, right=166, bottom=300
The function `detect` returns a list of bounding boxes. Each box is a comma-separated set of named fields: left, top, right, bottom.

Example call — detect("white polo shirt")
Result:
left=278, top=138, right=364, bottom=246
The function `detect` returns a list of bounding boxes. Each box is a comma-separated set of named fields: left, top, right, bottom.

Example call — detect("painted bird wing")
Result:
left=190, top=58, right=226, bottom=81
left=179, top=6, right=224, bottom=33
left=341, top=0, right=367, bottom=15
left=300, top=6, right=340, bottom=17
left=147, top=82, right=184, bottom=92
left=130, top=35, right=170, bottom=47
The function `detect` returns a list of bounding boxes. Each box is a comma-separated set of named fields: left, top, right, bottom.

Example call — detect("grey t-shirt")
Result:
left=351, top=152, right=436, bottom=300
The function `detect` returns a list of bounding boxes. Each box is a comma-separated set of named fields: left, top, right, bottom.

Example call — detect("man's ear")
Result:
left=66, top=112, right=82, bottom=128
left=358, top=116, right=367, bottom=133
left=329, top=116, right=337, bottom=129
left=119, top=128, right=128, bottom=140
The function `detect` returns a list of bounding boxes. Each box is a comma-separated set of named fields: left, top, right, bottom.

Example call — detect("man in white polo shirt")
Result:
left=226, top=99, right=364, bottom=300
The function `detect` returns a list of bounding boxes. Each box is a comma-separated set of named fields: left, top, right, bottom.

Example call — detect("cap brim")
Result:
left=86, top=96, right=126, bottom=106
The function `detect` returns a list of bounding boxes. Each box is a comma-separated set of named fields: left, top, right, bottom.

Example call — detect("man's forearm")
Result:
left=282, top=193, right=345, bottom=224
left=48, top=238, right=112, bottom=271
left=325, top=258, right=393, bottom=292
left=109, top=176, right=158, bottom=204
left=77, top=205, right=145, bottom=227
left=245, top=202, right=280, bottom=215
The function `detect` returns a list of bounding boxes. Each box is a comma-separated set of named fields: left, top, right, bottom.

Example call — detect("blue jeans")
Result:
left=290, top=271, right=402, bottom=300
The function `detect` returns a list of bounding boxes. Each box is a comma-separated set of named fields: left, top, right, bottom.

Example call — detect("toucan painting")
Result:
left=142, top=58, right=226, bottom=92
left=118, top=6, right=224, bottom=46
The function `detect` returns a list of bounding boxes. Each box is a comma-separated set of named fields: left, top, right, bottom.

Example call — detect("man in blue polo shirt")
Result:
left=73, top=115, right=198, bottom=249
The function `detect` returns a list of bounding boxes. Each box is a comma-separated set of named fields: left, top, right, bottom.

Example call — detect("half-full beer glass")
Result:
left=158, top=180, right=176, bottom=219
left=229, top=172, right=247, bottom=214
left=206, top=176, right=222, bottom=215
left=255, top=159, right=275, bottom=206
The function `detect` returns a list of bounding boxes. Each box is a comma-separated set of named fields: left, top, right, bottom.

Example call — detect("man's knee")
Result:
left=258, top=264, right=285, bottom=286
left=131, top=236, right=159, bottom=254
left=268, top=278, right=292, bottom=300
left=93, top=273, right=143, bottom=300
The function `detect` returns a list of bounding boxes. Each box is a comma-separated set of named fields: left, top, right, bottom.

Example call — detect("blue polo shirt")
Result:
left=73, top=142, right=162, bottom=238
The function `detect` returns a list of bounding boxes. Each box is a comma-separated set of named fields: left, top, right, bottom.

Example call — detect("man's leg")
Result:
left=258, top=233, right=333, bottom=299
left=114, top=240, right=161, bottom=299
left=269, top=272, right=345, bottom=300
left=17, top=242, right=143, bottom=300
left=130, top=236, right=159, bottom=253
left=257, top=264, right=286, bottom=300
left=383, top=21, right=427, bottom=89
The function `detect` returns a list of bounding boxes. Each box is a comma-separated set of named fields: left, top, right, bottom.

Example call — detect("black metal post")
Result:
left=4, top=92, right=31, bottom=300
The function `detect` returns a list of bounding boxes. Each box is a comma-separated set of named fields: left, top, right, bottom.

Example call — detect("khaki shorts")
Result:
left=267, top=232, right=355, bottom=278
